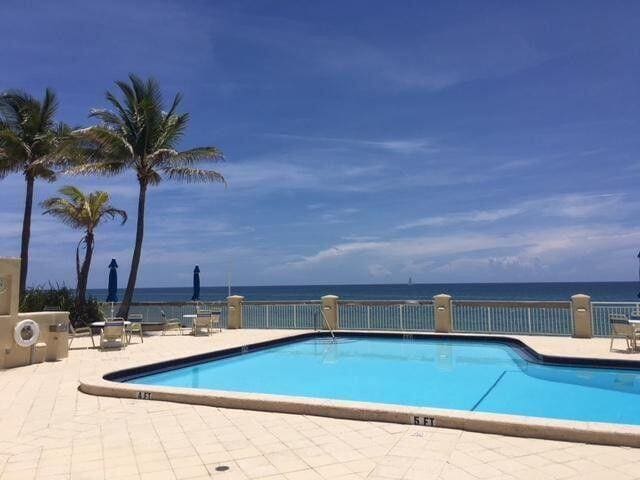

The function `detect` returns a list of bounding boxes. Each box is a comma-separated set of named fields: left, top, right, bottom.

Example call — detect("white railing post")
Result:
left=293, top=305, right=297, bottom=328
left=227, top=295, right=244, bottom=329
left=487, top=306, right=492, bottom=332
left=367, top=306, right=371, bottom=329
left=571, top=294, right=593, bottom=338
left=399, top=305, right=404, bottom=330
left=527, top=308, right=532, bottom=333
left=266, top=305, right=270, bottom=328
left=434, top=294, right=453, bottom=333
left=321, top=295, right=339, bottom=330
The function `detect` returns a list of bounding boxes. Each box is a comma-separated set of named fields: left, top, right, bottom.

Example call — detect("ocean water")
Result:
left=89, top=281, right=640, bottom=303
left=129, top=336, right=640, bottom=425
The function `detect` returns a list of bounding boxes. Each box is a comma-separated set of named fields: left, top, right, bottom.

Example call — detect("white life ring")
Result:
left=14, top=319, right=40, bottom=348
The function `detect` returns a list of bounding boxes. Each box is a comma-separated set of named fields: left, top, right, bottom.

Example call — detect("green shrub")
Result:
left=20, top=283, right=104, bottom=326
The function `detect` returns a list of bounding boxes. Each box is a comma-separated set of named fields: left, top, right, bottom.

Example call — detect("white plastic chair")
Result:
left=609, top=314, right=639, bottom=352
left=161, top=310, right=182, bottom=335
left=69, top=323, right=95, bottom=348
left=126, top=313, right=144, bottom=344
left=210, top=311, right=222, bottom=333
left=100, top=320, right=126, bottom=350
left=192, top=311, right=213, bottom=336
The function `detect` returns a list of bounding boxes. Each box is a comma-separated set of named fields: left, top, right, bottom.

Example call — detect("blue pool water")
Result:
left=129, top=336, right=640, bottom=425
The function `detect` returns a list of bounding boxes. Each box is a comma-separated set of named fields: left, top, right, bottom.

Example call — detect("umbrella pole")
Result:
left=637, top=251, right=640, bottom=298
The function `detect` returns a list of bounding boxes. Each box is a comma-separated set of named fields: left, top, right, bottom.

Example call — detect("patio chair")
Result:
left=211, top=310, right=222, bottom=333
left=161, top=310, right=182, bottom=335
left=126, top=314, right=144, bottom=344
left=100, top=321, right=126, bottom=350
left=69, top=323, right=95, bottom=348
left=192, top=310, right=213, bottom=336
left=609, top=314, right=639, bottom=352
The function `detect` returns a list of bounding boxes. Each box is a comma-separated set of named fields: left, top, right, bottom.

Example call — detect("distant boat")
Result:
left=408, top=277, right=413, bottom=286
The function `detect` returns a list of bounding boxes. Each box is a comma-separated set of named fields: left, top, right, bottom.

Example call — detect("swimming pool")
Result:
left=123, top=335, right=640, bottom=426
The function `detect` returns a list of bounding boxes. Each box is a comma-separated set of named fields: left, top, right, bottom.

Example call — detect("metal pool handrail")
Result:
left=319, top=304, right=336, bottom=341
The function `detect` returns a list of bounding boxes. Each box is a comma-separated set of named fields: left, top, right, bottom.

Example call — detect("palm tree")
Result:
left=67, top=75, right=224, bottom=318
left=0, top=89, right=71, bottom=298
left=41, top=186, right=127, bottom=308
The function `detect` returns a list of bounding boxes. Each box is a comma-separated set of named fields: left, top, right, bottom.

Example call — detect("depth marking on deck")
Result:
left=471, top=370, right=507, bottom=411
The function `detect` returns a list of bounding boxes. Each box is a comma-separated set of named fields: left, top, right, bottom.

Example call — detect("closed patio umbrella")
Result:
left=106, top=259, right=118, bottom=302
left=192, top=265, right=201, bottom=301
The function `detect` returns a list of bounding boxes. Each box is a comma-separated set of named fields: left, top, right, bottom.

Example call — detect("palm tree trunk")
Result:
left=76, top=232, right=94, bottom=307
left=19, top=173, right=35, bottom=300
left=117, top=180, right=147, bottom=319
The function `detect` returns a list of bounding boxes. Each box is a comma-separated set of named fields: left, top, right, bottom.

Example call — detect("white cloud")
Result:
left=266, top=134, right=437, bottom=155
left=283, top=224, right=640, bottom=282
left=397, top=193, right=629, bottom=230
left=398, top=208, right=521, bottom=229
left=203, top=156, right=500, bottom=197
left=341, top=235, right=380, bottom=242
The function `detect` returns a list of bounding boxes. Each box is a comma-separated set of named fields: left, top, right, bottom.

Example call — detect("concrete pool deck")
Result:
left=3, top=330, right=640, bottom=479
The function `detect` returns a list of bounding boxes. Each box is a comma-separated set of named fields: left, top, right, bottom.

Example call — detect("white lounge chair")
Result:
left=161, top=310, right=182, bottom=335
left=69, top=323, right=95, bottom=348
left=192, top=311, right=213, bottom=336
left=609, top=314, right=640, bottom=352
left=100, top=321, right=126, bottom=350
left=126, top=313, right=144, bottom=344
left=211, top=310, right=222, bottom=332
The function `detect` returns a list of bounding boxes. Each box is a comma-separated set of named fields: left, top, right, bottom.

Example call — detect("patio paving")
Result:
left=1, top=329, right=640, bottom=480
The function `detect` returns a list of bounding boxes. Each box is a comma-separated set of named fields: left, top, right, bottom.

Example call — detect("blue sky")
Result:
left=1, top=0, right=640, bottom=288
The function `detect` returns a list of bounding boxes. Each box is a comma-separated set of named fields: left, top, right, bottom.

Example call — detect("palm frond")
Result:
left=0, top=155, right=23, bottom=178
left=41, top=197, right=84, bottom=229
left=65, top=126, right=133, bottom=164
left=58, top=185, right=85, bottom=203
left=150, top=146, right=224, bottom=168
left=30, top=121, right=72, bottom=159
left=115, top=78, right=139, bottom=115
left=173, top=147, right=224, bottom=165
left=0, top=129, right=29, bottom=161
left=29, top=163, right=57, bottom=182
left=145, top=169, right=163, bottom=186
left=101, top=207, right=128, bottom=225
left=39, top=88, right=58, bottom=131
left=88, top=109, right=123, bottom=129
left=161, top=166, right=226, bottom=185
left=0, top=90, right=34, bottom=126
left=102, top=92, right=136, bottom=133
left=156, top=112, right=188, bottom=149
left=66, top=161, right=127, bottom=177
left=165, top=92, right=183, bottom=118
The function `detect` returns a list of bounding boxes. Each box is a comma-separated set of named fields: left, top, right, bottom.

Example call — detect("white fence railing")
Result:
left=592, top=302, right=640, bottom=337
left=99, top=302, right=229, bottom=327
left=99, top=298, right=640, bottom=338
left=452, top=300, right=573, bottom=336
left=339, top=301, right=435, bottom=331
left=243, top=301, right=321, bottom=329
